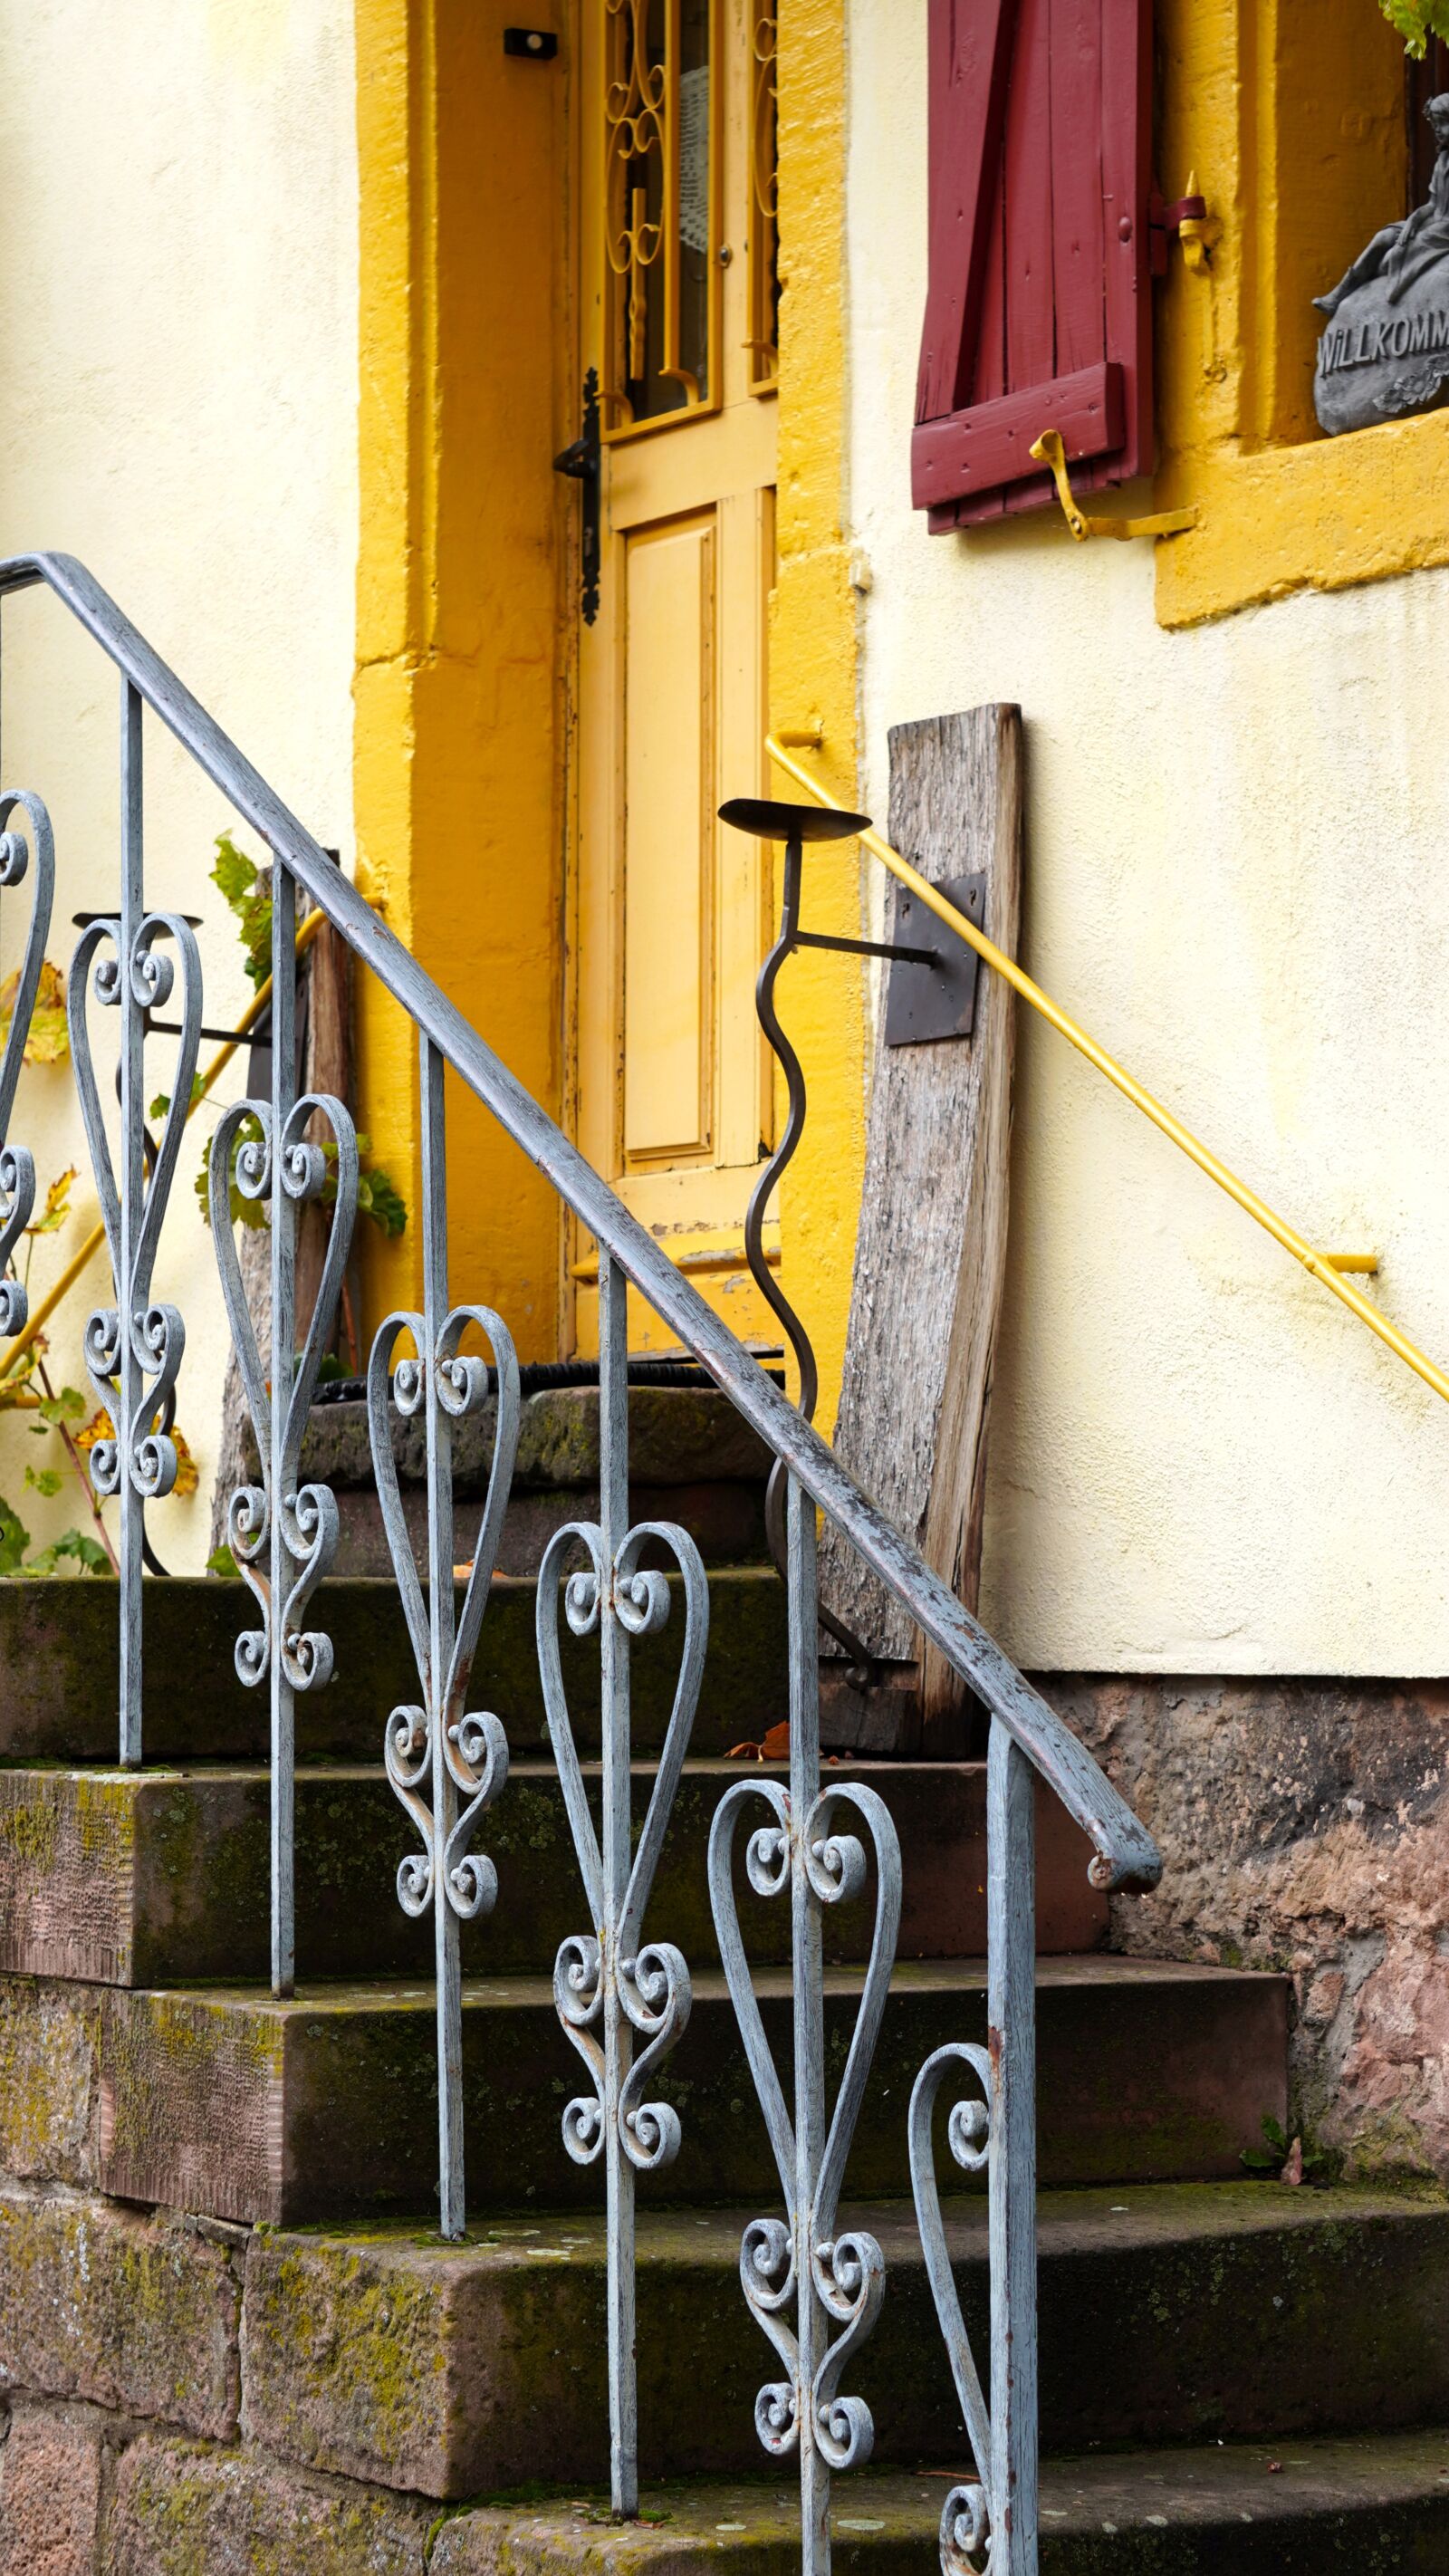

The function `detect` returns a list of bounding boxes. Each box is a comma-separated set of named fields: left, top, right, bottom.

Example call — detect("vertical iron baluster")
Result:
left=212, top=1035, right=356, bottom=2009
left=420, top=1033, right=465, bottom=2236
left=70, top=682, right=200, bottom=1765
left=541, top=1248, right=706, bottom=2513
left=788, top=1473, right=830, bottom=2576
left=117, top=681, right=144, bottom=1764
left=988, top=1720, right=1038, bottom=2574
left=907, top=1720, right=1040, bottom=2576
left=709, top=1468, right=898, bottom=2576
left=598, top=1250, right=637, bottom=2513
left=270, top=860, right=298, bottom=1992
left=369, top=1040, right=519, bottom=2242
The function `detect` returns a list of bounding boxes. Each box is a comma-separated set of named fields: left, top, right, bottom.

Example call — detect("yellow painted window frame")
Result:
left=1154, top=0, right=1449, bottom=630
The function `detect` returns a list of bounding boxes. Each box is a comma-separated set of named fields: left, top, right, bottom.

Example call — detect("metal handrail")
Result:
left=0, top=551, right=1156, bottom=1893
left=767, top=732, right=1449, bottom=1412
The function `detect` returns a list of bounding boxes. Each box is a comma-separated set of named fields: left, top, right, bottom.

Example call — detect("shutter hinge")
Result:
left=1149, top=173, right=1215, bottom=276
left=1028, top=432, right=1198, bottom=543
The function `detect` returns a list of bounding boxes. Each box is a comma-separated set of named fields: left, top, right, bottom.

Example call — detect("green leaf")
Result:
left=211, top=834, right=258, bottom=906
left=211, top=834, right=273, bottom=989
left=23, top=1465, right=63, bottom=1497
left=358, top=1162, right=408, bottom=1238
left=25, top=1529, right=111, bottom=1577
left=206, top=1543, right=241, bottom=1578
left=1379, top=0, right=1449, bottom=53
left=58, top=1531, right=110, bottom=1575
left=149, top=1079, right=204, bottom=1121
left=316, top=1353, right=353, bottom=1386
left=0, top=1497, right=32, bottom=1574
left=36, top=1388, right=86, bottom=1426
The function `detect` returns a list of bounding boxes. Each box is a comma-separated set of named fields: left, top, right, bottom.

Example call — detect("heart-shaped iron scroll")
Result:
left=537, top=1516, right=708, bottom=2174
left=708, top=1778, right=901, bottom=2471
left=909, top=2043, right=995, bottom=2575
left=0, top=793, right=55, bottom=1337
left=209, top=1093, right=358, bottom=1689
left=369, top=1305, right=522, bottom=1923
left=69, top=908, right=201, bottom=1500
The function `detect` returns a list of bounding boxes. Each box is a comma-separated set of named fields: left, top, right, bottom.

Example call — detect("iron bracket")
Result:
left=885, top=872, right=986, bottom=1047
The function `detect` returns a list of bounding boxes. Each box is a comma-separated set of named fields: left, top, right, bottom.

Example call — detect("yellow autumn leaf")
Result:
left=25, top=1165, right=77, bottom=1236
left=169, top=1426, right=199, bottom=1500
left=74, top=1405, right=112, bottom=1454
left=0, top=958, right=69, bottom=1064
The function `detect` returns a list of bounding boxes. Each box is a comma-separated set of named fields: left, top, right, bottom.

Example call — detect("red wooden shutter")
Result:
left=913, top=0, right=1153, bottom=527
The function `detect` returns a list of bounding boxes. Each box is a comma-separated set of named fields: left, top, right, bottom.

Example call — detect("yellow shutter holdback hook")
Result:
left=1030, top=429, right=1198, bottom=543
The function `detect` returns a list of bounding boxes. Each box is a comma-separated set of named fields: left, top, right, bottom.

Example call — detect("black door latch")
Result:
left=552, top=368, right=601, bottom=625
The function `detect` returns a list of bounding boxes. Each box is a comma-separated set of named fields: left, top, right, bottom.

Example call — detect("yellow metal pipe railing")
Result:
left=767, top=734, right=1449, bottom=1414
left=0, top=908, right=326, bottom=1386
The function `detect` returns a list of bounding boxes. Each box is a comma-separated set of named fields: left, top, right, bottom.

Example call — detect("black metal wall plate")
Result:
left=504, top=27, right=559, bottom=58
left=883, top=871, right=986, bottom=1047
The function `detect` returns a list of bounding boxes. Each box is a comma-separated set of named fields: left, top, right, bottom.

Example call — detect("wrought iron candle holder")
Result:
left=719, top=794, right=946, bottom=1677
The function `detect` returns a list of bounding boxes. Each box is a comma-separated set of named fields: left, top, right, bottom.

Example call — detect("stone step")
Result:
left=0, top=1955, right=1288, bottom=2225
left=0, top=1758, right=1106, bottom=1987
left=286, top=1382, right=773, bottom=1578
left=425, top=2434, right=1449, bottom=2574
left=232, top=2183, right=1449, bottom=2499
left=0, top=1569, right=788, bottom=1764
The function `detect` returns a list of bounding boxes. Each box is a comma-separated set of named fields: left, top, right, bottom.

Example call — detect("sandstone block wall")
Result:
left=1053, top=1676, right=1449, bottom=2182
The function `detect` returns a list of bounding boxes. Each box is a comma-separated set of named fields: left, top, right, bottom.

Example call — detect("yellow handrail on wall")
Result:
left=0, top=908, right=327, bottom=1388
left=766, top=735, right=1449, bottom=1415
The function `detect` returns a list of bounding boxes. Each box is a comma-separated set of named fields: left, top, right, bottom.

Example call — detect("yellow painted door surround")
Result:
left=571, top=0, right=780, bottom=1354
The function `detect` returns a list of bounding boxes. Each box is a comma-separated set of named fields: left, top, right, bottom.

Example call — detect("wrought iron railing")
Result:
left=0, top=551, right=1161, bottom=2576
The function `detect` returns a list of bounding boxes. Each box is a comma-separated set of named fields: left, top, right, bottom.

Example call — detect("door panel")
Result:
left=571, top=0, right=780, bottom=1355
left=622, top=512, right=715, bottom=1164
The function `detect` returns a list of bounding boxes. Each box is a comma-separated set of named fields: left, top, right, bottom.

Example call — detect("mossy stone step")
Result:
left=240, top=2186, right=1449, bottom=2499
left=426, top=2433, right=1449, bottom=2573
left=284, top=1385, right=773, bottom=1578
left=0, top=1758, right=1106, bottom=1987
left=0, top=1571, right=788, bottom=1764
left=1, top=1956, right=1288, bottom=2225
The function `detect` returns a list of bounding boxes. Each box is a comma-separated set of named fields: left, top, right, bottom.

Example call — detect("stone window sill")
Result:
left=1154, top=405, right=1449, bottom=630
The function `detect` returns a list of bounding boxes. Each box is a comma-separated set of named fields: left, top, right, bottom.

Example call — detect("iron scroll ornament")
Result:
left=909, top=2043, right=996, bottom=2573
left=369, top=1305, right=522, bottom=1929
left=0, top=791, right=57, bottom=1333
left=540, top=1515, right=708, bottom=2169
left=70, top=906, right=202, bottom=1509
left=538, top=1506, right=708, bottom=2512
left=208, top=1092, right=359, bottom=1694
left=709, top=1779, right=901, bottom=2450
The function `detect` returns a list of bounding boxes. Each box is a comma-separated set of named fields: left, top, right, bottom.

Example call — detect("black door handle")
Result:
left=553, top=366, right=601, bottom=626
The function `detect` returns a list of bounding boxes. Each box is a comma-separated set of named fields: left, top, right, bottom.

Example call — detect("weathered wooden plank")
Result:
left=820, top=706, right=1022, bottom=1741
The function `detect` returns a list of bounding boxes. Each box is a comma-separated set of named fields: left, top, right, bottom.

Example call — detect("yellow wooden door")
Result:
left=572, top=0, right=780, bottom=1354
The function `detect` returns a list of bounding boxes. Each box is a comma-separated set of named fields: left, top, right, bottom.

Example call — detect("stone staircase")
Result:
left=0, top=1388, right=1446, bottom=2570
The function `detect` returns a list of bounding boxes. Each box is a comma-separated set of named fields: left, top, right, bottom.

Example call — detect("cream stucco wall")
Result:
left=848, top=0, right=1449, bottom=1675
left=0, top=2, right=357, bottom=1572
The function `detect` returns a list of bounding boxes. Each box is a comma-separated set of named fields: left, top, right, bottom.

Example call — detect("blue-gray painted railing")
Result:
left=0, top=552, right=1161, bottom=2576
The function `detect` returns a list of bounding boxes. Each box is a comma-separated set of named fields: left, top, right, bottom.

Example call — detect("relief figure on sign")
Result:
left=1313, top=92, right=1449, bottom=435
